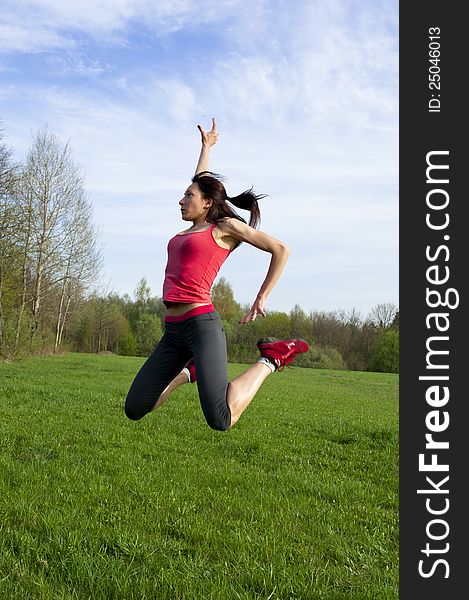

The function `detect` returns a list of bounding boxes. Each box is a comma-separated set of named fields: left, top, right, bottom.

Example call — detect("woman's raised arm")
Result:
left=194, top=117, right=218, bottom=176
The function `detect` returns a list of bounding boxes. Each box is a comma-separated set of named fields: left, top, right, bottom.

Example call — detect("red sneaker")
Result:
left=185, top=359, right=197, bottom=383
left=257, top=337, right=309, bottom=371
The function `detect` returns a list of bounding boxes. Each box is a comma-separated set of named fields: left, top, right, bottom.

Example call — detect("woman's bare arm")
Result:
left=221, top=218, right=291, bottom=323
left=194, top=117, right=218, bottom=176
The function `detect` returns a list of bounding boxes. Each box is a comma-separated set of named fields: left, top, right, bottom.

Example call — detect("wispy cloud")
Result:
left=0, top=0, right=261, bottom=52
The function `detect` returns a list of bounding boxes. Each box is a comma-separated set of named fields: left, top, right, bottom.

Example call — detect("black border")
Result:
left=400, top=2, right=466, bottom=598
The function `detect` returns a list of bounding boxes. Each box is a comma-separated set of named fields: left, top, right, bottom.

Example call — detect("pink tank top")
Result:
left=162, top=224, right=231, bottom=304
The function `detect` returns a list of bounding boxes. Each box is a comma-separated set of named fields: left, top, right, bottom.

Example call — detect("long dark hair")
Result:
left=192, top=171, right=266, bottom=231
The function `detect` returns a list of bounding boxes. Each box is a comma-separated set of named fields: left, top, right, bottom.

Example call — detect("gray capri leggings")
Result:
left=124, top=311, right=231, bottom=431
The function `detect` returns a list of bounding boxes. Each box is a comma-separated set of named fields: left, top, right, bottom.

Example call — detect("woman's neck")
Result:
left=190, top=219, right=209, bottom=230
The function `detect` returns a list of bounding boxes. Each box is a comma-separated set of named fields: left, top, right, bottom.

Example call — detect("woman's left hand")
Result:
left=239, top=296, right=266, bottom=323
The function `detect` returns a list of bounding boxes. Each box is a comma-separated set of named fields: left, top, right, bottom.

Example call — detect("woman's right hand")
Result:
left=197, top=117, right=218, bottom=148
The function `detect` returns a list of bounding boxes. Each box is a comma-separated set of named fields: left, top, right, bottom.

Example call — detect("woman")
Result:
left=125, top=118, right=308, bottom=430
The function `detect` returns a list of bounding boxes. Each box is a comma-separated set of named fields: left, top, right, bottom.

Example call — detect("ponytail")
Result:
left=192, top=171, right=266, bottom=231
left=228, top=188, right=264, bottom=229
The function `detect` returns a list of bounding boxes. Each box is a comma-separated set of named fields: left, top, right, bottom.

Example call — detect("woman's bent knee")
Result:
left=124, top=403, right=143, bottom=421
left=205, top=410, right=231, bottom=431
left=124, top=394, right=148, bottom=421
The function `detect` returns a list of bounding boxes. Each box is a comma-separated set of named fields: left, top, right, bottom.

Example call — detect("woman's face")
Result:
left=179, top=183, right=211, bottom=221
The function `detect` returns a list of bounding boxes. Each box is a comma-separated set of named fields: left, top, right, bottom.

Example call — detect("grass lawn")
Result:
left=0, top=353, right=398, bottom=599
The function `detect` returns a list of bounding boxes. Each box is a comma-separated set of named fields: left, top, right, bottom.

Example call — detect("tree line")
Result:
left=1, top=125, right=398, bottom=372
left=67, top=276, right=399, bottom=373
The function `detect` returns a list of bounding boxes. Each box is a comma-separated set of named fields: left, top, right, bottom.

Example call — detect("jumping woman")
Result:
left=124, top=118, right=309, bottom=430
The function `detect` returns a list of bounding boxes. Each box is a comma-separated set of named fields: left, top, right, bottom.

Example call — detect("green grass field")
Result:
left=0, top=353, right=398, bottom=599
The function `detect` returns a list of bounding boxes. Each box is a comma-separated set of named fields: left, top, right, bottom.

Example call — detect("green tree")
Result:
left=0, top=128, right=21, bottom=356
left=212, top=277, right=242, bottom=320
left=371, top=329, right=399, bottom=373
left=116, top=331, right=137, bottom=356
left=134, top=277, right=151, bottom=312
left=294, top=344, right=347, bottom=370
left=69, top=294, right=131, bottom=354
left=135, top=313, right=162, bottom=356
left=289, top=304, right=311, bottom=341
left=258, top=311, right=291, bottom=339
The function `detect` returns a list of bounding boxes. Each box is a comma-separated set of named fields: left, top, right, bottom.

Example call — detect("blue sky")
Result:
left=0, top=0, right=398, bottom=318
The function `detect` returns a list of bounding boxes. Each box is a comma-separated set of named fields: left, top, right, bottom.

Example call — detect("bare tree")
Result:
left=20, top=127, right=102, bottom=349
left=13, top=177, right=35, bottom=352
left=367, top=302, right=398, bottom=329
left=53, top=193, right=102, bottom=352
